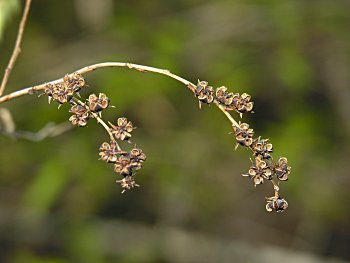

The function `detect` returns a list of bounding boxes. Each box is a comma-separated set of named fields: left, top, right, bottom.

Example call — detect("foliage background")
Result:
left=1, top=0, right=350, bottom=262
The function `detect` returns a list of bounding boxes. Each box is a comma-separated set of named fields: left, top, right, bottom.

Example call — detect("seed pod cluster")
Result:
left=99, top=141, right=146, bottom=193
left=194, top=80, right=291, bottom=213
left=44, top=73, right=86, bottom=105
left=41, top=72, right=289, bottom=210
left=43, top=72, right=146, bottom=193
left=232, top=117, right=290, bottom=212
left=194, top=80, right=254, bottom=115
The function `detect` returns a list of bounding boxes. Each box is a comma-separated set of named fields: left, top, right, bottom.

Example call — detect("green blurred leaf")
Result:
left=21, top=158, right=69, bottom=219
left=275, top=47, right=314, bottom=92
left=0, top=0, right=19, bottom=41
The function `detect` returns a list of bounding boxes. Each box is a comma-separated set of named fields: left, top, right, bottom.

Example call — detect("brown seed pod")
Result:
left=109, top=117, right=134, bottom=141
left=274, top=157, right=291, bottom=181
left=233, top=123, right=254, bottom=147
left=99, top=141, right=121, bottom=163
left=195, top=80, right=214, bottom=105
left=265, top=196, right=288, bottom=212
left=87, top=93, right=110, bottom=112
left=53, top=83, right=74, bottom=104
left=69, top=104, right=90, bottom=127
left=251, top=137, right=273, bottom=159
left=63, top=73, right=85, bottom=92
left=230, top=92, right=254, bottom=114
left=116, top=176, right=139, bottom=193
left=215, top=86, right=234, bottom=107
left=44, top=83, right=56, bottom=104
left=114, top=154, right=133, bottom=176
left=130, top=148, right=146, bottom=170
left=243, top=157, right=273, bottom=186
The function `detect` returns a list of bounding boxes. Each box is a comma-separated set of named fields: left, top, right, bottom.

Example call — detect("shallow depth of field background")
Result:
left=1, top=0, right=350, bottom=262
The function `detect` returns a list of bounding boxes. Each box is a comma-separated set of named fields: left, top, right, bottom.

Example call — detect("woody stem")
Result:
left=72, top=97, right=121, bottom=151
left=0, top=62, right=240, bottom=129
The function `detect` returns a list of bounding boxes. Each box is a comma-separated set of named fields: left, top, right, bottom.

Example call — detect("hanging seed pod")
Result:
left=242, top=157, right=273, bottom=186
left=274, top=157, right=291, bottom=181
left=69, top=104, right=90, bottom=127
left=265, top=196, right=288, bottom=213
left=233, top=123, right=254, bottom=147
left=109, top=117, right=134, bottom=141
left=87, top=93, right=110, bottom=112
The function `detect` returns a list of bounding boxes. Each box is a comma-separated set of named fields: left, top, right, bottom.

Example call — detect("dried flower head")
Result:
left=69, top=104, right=90, bottom=127
left=243, top=157, right=273, bottom=186
left=99, top=141, right=121, bottom=163
left=44, top=83, right=74, bottom=104
left=233, top=123, right=254, bottom=147
left=114, top=154, right=133, bottom=176
left=232, top=93, right=254, bottom=114
left=274, top=157, right=291, bottom=181
left=63, top=73, right=85, bottom=92
left=44, top=83, right=56, bottom=104
left=251, top=137, right=273, bottom=159
left=215, top=86, right=234, bottom=107
left=116, top=176, right=139, bottom=193
left=265, top=196, right=288, bottom=213
left=113, top=148, right=146, bottom=175
left=54, top=83, right=74, bottom=104
left=87, top=93, right=109, bottom=112
left=195, top=80, right=214, bottom=105
left=130, top=148, right=146, bottom=170
left=109, top=117, right=134, bottom=141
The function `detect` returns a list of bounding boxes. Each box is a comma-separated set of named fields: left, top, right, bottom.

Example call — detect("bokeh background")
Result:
left=1, top=0, right=350, bottom=262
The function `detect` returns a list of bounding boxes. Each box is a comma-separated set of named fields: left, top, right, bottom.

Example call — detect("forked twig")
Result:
left=0, top=0, right=32, bottom=96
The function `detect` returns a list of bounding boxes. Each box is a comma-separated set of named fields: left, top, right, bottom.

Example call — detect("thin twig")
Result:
left=0, top=62, right=241, bottom=123
left=0, top=62, right=194, bottom=103
left=1, top=121, right=72, bottom=141
left=0, top=108, right=16, bottom=133
left=0, top=0, right=32, bottom=96
left=72, top=97, right=121, bottom=150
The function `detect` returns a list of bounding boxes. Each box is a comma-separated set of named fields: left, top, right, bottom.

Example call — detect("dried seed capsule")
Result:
left=99, top=141, right=121, bottom=163
left=130, top=148, right=146, bottom=170
left=44, top=83, right=74, bottom=104
left=215, top=86, right=234, bottom=107
left=265, top=196, right=288, bottom=212
left=228, top=93, right=254, bottom=114
left=44, top=83, right=56, bottom=104
left=63, top=73, right=85, bottom=92
left=274, top=157, right=291, bottom=181
left=52, top=83, right=74, bottom=104
left=233, top=123, right=254, bottom=147
left=195, top=80, right=214, bottom=105
left=243, top=157, right=273, bottom=186
left=109, top=117, right=134, bottom=141
left=116, top=176, right=139, bottom=193
left=114, top=154, right=133, bottom=176
left=87, top=93, right=110, bottom=112
left=69, top=104, right=90, bottom=127
left=251, top=137, right=273, bottom=159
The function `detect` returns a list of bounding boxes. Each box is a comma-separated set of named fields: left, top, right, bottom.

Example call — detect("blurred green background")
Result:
left=1, top=0, right=350, bottom=262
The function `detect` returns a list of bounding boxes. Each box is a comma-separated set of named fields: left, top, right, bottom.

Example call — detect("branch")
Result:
left=0, top=61, right=240, bottom=132
left=0, top=0, right=32, bottom=96
left=0, top=61, right=290, bottom=211
left=0, top=62, right=195, bottom=103
left=0, top=120, right=72, bottom=141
